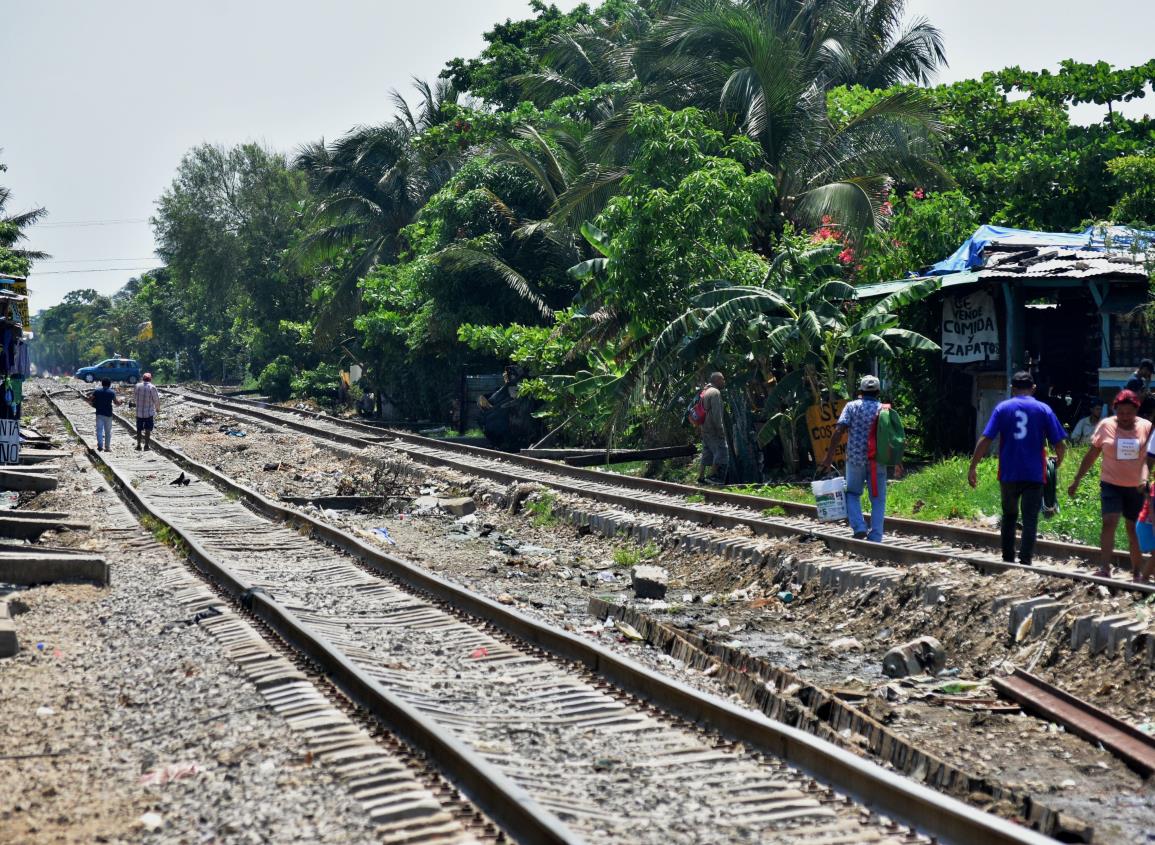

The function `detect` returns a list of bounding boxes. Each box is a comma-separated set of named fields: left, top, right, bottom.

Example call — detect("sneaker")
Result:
left=852, top=531, right=868, bottom=540
left=135, top=445, right=141, bottom=451
left=143, top=445, right=150, bottom=451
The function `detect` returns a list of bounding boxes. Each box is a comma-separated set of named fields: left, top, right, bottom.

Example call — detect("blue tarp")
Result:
left=928, top=225, right=1155, bottom=275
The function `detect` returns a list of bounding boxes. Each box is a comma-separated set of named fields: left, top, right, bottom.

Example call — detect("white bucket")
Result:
left=811, top=475, right=847, bottom=521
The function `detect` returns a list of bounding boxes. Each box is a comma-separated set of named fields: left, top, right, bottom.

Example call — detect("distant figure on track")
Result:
left=133, top=372, right=160, bottom=452
left=1068, top=389, right=1153, bottom=580
left=695, top=372, right=729, bottom=486
left=1125, top=358, right=1155, bottom=418
left=85, top=378, right=121, bottom=452
left=968, top=371, right=1066, bottom=568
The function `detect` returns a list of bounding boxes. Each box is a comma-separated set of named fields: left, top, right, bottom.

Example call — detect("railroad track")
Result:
left=40, top=387, right=1051, bottom=845
left=164, top=385, right=1154, bottom=597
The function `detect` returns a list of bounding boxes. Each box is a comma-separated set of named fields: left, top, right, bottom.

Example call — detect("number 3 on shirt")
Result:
left=1013, top=410, right=1028, bottom=440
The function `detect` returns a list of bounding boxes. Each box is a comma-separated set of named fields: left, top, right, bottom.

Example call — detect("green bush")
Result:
left=258, top=355, right=295, bottom=401
left=149, top=357, right=177, bottom=383
left=291, top=363, right=341, bottom=405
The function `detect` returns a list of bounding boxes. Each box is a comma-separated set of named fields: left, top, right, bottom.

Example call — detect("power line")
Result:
left=36, top=218, right=150, bottom=228
left=36, top=257, right=158, bottom=264
left=32, top=266, right=161, bottom=276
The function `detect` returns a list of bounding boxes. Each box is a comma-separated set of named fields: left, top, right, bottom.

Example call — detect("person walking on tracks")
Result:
left=133, top=372, right=160, bottom=451
left=691, top=372, right=729, bottom=486
left=85, top=378, right=122, bottom=452
left=820, top=375, right=902, bottom=542
left=968, top=371, right=1067, bottom=568
left=1068, top=389, right=1153, bottom=580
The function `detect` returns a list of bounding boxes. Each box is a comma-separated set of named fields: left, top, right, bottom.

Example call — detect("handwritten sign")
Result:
left=942, top=291, right=1000, bottom=363
left=0, top=419, right=19, bottom=465
left=806, top=400, right=847, bottom=464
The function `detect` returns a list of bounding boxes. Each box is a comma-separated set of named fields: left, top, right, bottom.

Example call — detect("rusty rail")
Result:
left=992, top=668, right=1155, bottom=777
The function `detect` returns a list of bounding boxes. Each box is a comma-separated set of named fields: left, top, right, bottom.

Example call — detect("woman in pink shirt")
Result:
left=1068, top=390, right=1153, bottom=580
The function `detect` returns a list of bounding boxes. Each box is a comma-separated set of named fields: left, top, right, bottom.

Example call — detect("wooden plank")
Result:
left=0, top=554, right=108, bottom=585
left=0, top=517, right=90, bottom=539
left=993, top=669, right=1155, bottom=777
left=0, top=470, right=58, bottom=492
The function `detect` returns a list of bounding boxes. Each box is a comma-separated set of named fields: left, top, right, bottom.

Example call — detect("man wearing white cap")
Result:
left=820, top=375, right=889, bottom=541
left=133, top=372, right=160, bottom=451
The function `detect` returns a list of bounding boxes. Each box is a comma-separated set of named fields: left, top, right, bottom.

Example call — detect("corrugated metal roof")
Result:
left=854, top=271, right=979, bottom=299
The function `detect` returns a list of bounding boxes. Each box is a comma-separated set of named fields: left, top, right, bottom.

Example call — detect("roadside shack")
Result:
left=857, top=226, right=1153, bottom=446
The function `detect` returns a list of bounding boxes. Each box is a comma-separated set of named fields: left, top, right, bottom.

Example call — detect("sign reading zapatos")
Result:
left=942, top=290, right=1000, bottom=363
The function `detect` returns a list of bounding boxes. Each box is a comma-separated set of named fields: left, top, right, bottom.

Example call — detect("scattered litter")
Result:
left=370, top=527, right=396, bottom=545
left=613, top=620, right=644, bottom=641
left=191, top=607, right=222, bottom=624
left=35, top=642, right=44, bottom=651
left=596, top=571, right=617, bottom=583
left=776, top=590, right=794, bottom=604
left=138, top=812, right=164, bottom=831
left=1014, top=615, right=1033, bottom=643
left=35, top=706, right=54, bottom=717
left=829, top=637, right=863, bottom=653
left=936, top=680, right=981, bottom=695
left=140, top=762, right=203, bottom=786
left=469, top=647, right=489, bottom=659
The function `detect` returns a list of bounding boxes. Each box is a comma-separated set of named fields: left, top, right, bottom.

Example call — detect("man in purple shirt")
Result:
left=968, top=371, right=1066, bottom=566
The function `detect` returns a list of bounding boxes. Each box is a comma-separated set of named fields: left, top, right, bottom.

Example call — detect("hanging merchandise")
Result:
left=13, top=340, right=29, bottom=379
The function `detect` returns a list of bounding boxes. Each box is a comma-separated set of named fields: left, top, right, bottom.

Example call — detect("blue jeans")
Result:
left=846, top=461, right=887, bottom=541
left=95, top=414, right=113, bottom=449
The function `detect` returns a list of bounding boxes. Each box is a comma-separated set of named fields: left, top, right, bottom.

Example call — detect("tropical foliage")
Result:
left=28, top=1, right=1155, bottom=469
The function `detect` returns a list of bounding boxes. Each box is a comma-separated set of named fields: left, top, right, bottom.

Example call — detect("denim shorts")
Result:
left=1100, top=482, right=1144, bottom=521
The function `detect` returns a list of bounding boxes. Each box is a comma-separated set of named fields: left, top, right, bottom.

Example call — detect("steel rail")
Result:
left=992, top=669, right=1155, bottom=778
left=60, top=387, right=1054, bottom=845
left=43, top=388, right=584, bottom=845
left=164, top=386, right=1154, bottom=596
left=170, top=385, right=1129, bottom=565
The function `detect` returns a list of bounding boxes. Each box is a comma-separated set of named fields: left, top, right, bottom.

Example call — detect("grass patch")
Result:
left=611, top=541, right=661, bottom=568
left=525, top=492, right=558, bottom=528
left=140, top=515, right=186, bottom=552
left=761, top=505, right=787, bottom=517
left=728, top=446, right=1121, bottom=549
left=685, top=493, right=705, bottom=504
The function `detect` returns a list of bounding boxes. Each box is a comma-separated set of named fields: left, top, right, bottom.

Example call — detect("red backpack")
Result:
left=686, top=389, right=709, bottom=426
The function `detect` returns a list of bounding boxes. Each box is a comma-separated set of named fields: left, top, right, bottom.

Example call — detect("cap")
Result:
left=858, top=375, right=880, bottom=392
left=1010, top=370, right=1034, bottom=388
left=142, top=372, right=152, bottom=381
left=1114, top=389, right=1140, bottom=408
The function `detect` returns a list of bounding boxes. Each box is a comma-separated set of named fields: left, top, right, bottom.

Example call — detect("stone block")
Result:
left=0, top=601, right=16, bottom=658
left=1007, top=596, right=1055, bottom=636
left=438, top=497, right=476, bottom=517
left=632, top=565, right=668, bottom=600
left=1070, top=614, right=1096, bottom=650
left=1090, top=613, right=1134, bottom=655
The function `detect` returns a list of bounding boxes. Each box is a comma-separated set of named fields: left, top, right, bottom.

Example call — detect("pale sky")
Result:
left=3, top=0, right=1153, bottom=311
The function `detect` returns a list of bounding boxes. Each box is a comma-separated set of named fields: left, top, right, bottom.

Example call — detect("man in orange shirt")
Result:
left=1068, top=390, right=1153, bottom=580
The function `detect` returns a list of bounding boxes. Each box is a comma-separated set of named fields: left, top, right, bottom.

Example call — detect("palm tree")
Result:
left=638, top=0, right=947, bottom=238
left=294, top=80, right=465, bottom=339
left=0, top=181, right=49, bottom=274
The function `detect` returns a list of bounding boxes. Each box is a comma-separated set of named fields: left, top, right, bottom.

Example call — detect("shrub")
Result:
left=258, top=355, right=294, bottom=401
left=291, top=363, right=342, bottom=405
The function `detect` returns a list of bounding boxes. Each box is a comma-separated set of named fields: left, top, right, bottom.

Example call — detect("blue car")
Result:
left=75, top=357, right=142, bottom=384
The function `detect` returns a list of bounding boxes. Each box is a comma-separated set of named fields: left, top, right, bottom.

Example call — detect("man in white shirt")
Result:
left=1069, top=401, right=1103, bottom=444
left=133, top=373, right=161, bottom=451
